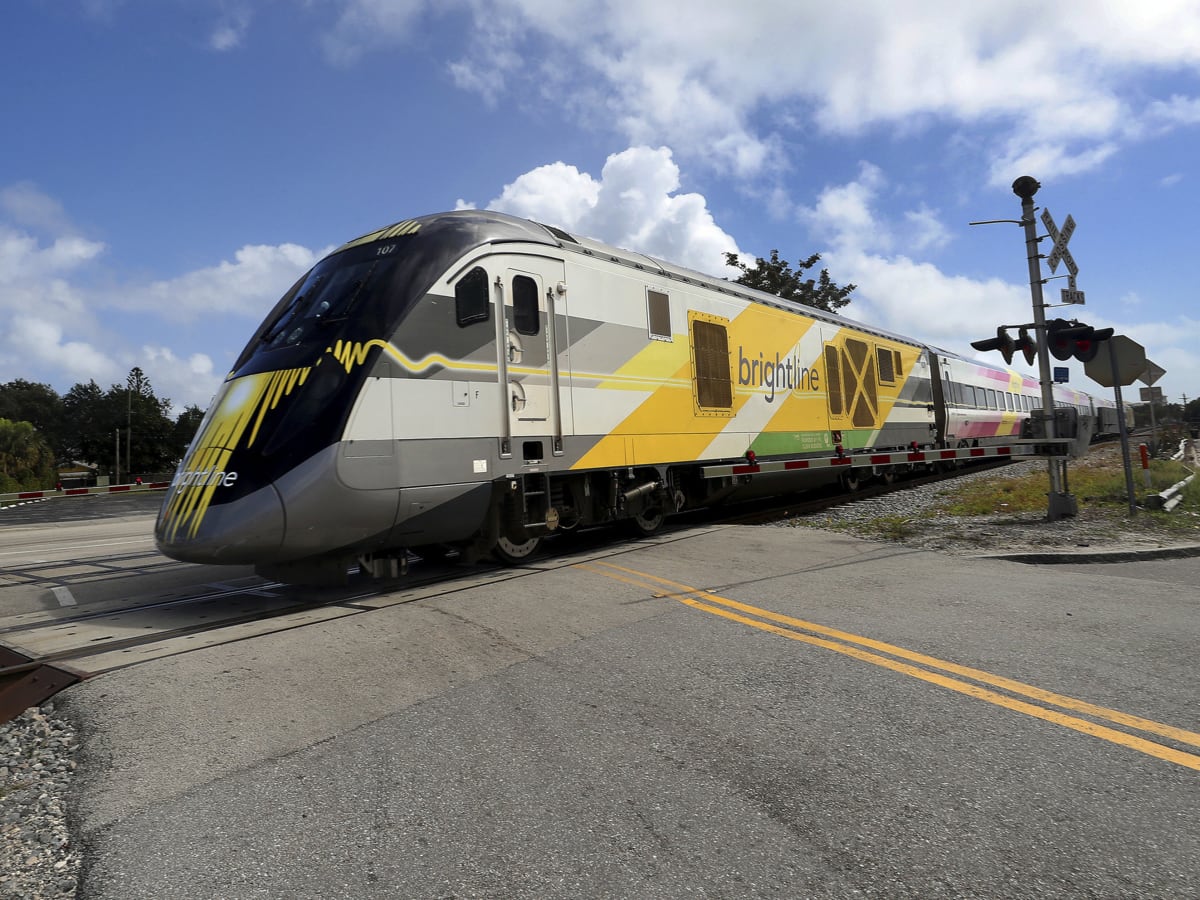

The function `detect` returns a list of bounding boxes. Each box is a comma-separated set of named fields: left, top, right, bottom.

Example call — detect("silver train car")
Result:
left=155, top=210, right=1117, bottom=582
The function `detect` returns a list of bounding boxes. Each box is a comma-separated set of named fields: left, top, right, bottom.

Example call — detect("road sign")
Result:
left=1053, top=367, right=1069, bottom=383
left=1060, top=287, right=1086, bottom=305
left=1041, top=209, right=1078, bottom=277
left=1139, top=386, right=1164, bottom=402
left=1139, top=360, right=1166, bottom=386
left=1083, top=335, right=1146, bottom=388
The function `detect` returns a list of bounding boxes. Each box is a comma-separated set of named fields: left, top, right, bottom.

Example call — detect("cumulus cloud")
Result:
left=479, top=146, right=742, bottom=276
left=116, top=243, right=321, bottom=322
left=0, top=182, right=323, bottom=411
left=790, top=164, right=1200, bottom=397
left=2, top=316, right=120, bottom=386
left=317, top=1, right=1200, bottom=186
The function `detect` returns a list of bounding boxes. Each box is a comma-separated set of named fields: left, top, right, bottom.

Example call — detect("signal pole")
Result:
left=1011, top=176, right=1077, bottom=520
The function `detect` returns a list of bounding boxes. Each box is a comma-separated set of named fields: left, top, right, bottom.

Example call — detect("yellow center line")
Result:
left=575, top=560, right=1200, bottom=772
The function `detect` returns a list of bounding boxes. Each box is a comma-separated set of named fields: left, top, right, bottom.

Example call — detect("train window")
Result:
left=647, top=289, right=671, bottom=341
left=987, top=389, right=998, bottom=409
left=260, top=256, right=394, bottom=349
left=825, top=346, right=844, bottom=416
left=690, top=316, right=732, bottom=410
left=512, top=275, right=539, bottom=335
left=455, top=266, right=490, bottom=327
left=876, top=346, right=895, bottom=384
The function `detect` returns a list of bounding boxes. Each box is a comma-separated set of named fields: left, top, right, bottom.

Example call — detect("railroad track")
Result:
left=0, top=560, right=549, bottom=724
left=0, top=451, right=1080, bottom=724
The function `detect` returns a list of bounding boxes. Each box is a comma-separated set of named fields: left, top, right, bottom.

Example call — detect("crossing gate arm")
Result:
left=700, top=444, right=1031, bottom=480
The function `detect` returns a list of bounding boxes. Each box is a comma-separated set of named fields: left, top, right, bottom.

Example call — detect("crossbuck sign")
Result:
left=1040, top=208, right=1085, bottom=305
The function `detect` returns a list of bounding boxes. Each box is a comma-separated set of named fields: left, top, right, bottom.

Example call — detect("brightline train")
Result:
left=155, top=210, right=1120, bottom=583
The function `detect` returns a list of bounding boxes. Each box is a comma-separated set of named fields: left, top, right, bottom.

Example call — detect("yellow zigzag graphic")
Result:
left=159, top=367, right=311, bottom=541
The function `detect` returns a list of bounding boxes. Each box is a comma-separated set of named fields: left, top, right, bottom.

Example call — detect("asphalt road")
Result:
left=37, top=521, right=1199, bottom=899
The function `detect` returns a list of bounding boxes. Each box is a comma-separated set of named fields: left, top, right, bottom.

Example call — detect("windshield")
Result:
left=260, top=255, right=397, bottom=350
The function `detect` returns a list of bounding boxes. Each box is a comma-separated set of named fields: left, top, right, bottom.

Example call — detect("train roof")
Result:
left=333, top=210, right=1105, bottom=403
left=341, top=209, right=931, bottom=351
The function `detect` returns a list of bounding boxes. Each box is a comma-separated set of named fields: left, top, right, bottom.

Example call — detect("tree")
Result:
left=0, top=417, right=56, bottom=493
left=724, top=249, right=856, bottom=314
left=61, top=380, right=108, bottom=466
left=171, top=405, right=206, bottom=461
left=0, top=379, right=67, bottom=460
left=18, top=370, right=206, bottom=483
left=107, top=368, right=183, bottom=478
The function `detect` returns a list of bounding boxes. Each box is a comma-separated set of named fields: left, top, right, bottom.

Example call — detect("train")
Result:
left=155, top=209, right=1125, bottom=583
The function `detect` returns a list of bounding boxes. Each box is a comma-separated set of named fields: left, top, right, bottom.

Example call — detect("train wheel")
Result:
left=626, top=506, right=666, bottom=537
left=840, top=469, right=861, bottom=493
left=493, top=533, right=542, bottom=564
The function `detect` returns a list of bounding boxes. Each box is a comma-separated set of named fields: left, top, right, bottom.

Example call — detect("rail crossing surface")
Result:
left=23, top=519, right=1197, bottom=899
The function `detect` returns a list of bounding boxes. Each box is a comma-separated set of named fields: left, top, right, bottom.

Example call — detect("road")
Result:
left=3, top=505, right=1187, bottom=899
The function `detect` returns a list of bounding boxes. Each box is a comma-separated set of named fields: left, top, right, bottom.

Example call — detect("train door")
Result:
left=927, top=351, right=948, bottom=446
left=495, top=259, right=566, bottom=457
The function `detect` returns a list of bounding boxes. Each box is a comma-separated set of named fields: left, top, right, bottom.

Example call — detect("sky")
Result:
left=3, top=0, right=1199, bottom=417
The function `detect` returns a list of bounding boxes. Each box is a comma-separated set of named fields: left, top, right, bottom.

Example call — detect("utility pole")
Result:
left=127, top=387, right=132, bottom=485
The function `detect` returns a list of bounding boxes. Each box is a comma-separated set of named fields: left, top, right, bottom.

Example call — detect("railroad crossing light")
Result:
left=1047, top=318, right=1113, bottom=363
left=971, top=327, right=1015, bottom=365
left=1014, top=327, right=1037, bottom=366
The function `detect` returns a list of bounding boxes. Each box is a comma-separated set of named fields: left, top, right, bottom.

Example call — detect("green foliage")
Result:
left=724, top=249, right=856, bottom=314
left=0, top=370, right=206, bottom=482
left=0, top=417, right=56, bottom=492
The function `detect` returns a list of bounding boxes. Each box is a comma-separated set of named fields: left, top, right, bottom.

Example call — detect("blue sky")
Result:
left=3, top=0, right=1199, bottom=415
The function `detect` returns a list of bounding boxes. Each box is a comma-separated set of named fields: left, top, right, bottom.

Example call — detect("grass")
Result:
left=932, top=446, right=1200, bottom=535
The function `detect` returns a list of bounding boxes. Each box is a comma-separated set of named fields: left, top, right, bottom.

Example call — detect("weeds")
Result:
left=934, top=450, right=1199, bottom=538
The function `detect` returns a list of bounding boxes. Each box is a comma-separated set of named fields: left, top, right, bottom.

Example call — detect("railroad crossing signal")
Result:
left=970, top=326, right=1036, bottom=366
left=1046, top=318, right=1112, bottom=363
left=1041, top=208, right=1085, bottom=305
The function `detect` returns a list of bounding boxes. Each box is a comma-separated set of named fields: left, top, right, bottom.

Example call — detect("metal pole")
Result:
left=1012, top=177, right=1075, bottom=519
left=114, top=429, right=120, bottom=486
left=1111, top=341, right=1137, bottom=515
left=127, top=388, right=132, bottom=484
left=1148, top=397, right=1158, bottom=456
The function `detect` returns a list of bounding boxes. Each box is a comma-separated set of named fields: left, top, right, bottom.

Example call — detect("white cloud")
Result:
left=0, top=182, right=323, bottom=411
left=320, top=1, right=1200, bottom=186
left=482, top=146, right=742, bottom=276
left=799, top=163, right=889, bottom=256
left=3, top=316, right=119, bottom=385
left=904, top=205, right=953, bottom=254
left=143, top=346, right=219, bottom=415
left=117, top=243, right=321, bottom=321
left=210, top=8, right=251, bottom=51
left=322, top=0, right=430, bottom=66
left=1, top=181, right=77, bottom=233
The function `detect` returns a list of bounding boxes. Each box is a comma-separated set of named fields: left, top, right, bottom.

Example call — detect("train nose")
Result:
left=155, top=482, right=285, bottom=565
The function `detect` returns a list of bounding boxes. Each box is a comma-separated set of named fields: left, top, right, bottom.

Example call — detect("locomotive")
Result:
left=155, top=210, right=1118, bottom=582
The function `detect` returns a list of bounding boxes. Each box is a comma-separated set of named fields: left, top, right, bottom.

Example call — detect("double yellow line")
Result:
left=576, top=560, right=1200, bottom=772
